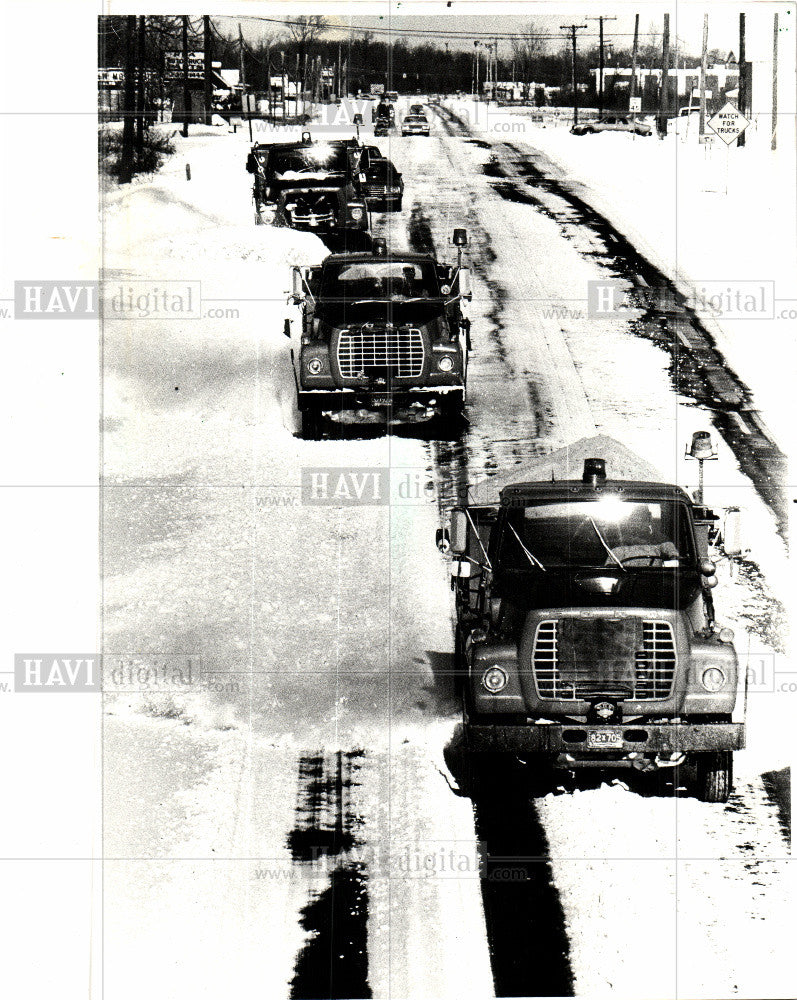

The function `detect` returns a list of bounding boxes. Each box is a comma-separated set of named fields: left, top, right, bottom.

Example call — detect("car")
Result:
left=362, top=157, right=404, bottom=212
left=385, top=90, right=399, bottom=103
left=409, top=103, right=426, bottom=115
left=286, top=230, right=473, bottom=438
left=571, top=115, right=652, bottom=136
left=401, top=113, right=430, bottom=137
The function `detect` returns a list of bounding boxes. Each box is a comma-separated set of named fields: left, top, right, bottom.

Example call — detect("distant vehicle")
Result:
left=401, top=112, right=430, bottom=137
left=363, top=157, right=404, bottom=211
left=679, top=106, right=700, bottom=117
left=571, top=115, right=652, bottom=136
left=287, top=230, right=473, bottom=438
left=372, top=101, right=395, bottom=129
left=385, top=90, right=399, bottom=103
left=409, top=103, right=426, bottom=115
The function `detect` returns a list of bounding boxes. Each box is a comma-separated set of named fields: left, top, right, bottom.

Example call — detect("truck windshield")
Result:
left=270, top=143, right=349, bottom=178
left=320, top=260, right=441, bottom=301
left=500, top=499, right=693, bottom=570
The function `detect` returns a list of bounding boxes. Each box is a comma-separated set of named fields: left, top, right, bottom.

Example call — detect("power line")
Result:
left=218, top=14, right=662, bottom=42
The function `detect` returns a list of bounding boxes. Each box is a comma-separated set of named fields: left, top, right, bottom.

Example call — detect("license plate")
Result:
left=371, top=394, right=392, bottom=406
left=587, top=729, right=623, bottom=749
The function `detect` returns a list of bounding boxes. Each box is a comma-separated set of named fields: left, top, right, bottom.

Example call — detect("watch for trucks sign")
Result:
left=707, top=102, right=750, bottom=145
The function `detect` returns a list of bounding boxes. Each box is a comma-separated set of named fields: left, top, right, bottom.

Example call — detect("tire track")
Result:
left=440, top=103, right=787, bottom=539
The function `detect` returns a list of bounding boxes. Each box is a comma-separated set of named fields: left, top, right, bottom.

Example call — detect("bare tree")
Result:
left=286, top=16, right=327, bottom=105
left=286, top=15, right=327, bottom=47
left=510, top=20, right=547, bottom=94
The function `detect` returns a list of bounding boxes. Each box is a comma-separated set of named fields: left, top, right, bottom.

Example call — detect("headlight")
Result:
left=481, top=666, right=508, bottom=694
left=437, top=356, right=454, bottom=373
left=307, top=358, right=323, bottom=375
left=349, top=205, right=364, bottom=221
left=701, top=666, right=727, bottom=692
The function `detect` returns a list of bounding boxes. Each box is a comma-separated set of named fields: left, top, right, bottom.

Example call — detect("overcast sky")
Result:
left=215, top=4, right=790, bottom=61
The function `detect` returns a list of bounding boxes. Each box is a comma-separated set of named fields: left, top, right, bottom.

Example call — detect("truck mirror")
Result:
left=450, top=508, right=468, bottom=555
left=353, top=113, right=363, bottom=125
left=435, top=527, right=450, bottom=553
left=722, top=506, right=743, bottom=556
left=283, top=318, right=292, bottom=339
left=453, top=228, right=468, bottom=247
left=450, top=559, right=472, bottom=579
left=458, top=267, right=473, bottom=301
left=291, top=266, right=304, bottom=304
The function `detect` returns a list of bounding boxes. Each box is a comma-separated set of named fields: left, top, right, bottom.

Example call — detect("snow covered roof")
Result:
left=468, top=434, right=665, bottom=505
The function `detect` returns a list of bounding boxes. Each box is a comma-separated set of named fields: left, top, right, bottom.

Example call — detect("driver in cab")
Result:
left=607, top=506, right=679, bottom=567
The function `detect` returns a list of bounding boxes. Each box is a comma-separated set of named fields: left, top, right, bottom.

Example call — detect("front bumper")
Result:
left=466, top=721, right=745, bottom=755
left=298, top=386, right=463, bottom=411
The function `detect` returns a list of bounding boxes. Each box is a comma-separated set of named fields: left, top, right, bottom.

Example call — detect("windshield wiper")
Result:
left=586, top=517, right=626, bottom=572
left=507, top=522, right=546, bottom=572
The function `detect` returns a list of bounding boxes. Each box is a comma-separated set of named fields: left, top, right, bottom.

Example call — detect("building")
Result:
left=590, top=60, right=743, bottom=113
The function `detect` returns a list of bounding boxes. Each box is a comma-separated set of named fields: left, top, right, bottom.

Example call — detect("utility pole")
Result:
left=560, top=24, right=586, bottom=125
left=203, top=15, right=212, bottom=125
left=181, top=14, right=190, bottom=137
left=772, top=13, right=778, bottom=150
left=120, top=14, right=137, bottom=183
left=630, top=13, right=639, bottom=110
left=699, top=14, right=708, bottom=138
left=238, top=24, right=252, bottom=141
left=658, top=12, right=670, bottom=137
left=737, top=13, right=747, bottom=146
left=281, top=51, right=287, bottom=123
left=337, top=43, right=341, bottom=101
left=136, top=16, right=145, bottom=158
left=586, top=16, right=616, bottom=117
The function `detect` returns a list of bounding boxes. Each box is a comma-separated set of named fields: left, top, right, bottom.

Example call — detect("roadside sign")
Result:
left=629, top=96, right=642, bottom=113
left=370, top=83, right=384, bottom=96
left=707, top=101, right=750, bottom=145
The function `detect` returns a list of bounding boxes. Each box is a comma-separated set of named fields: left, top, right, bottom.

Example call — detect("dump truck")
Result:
left=246, top=132, right=370, bottom=245
left=286, top=231, right=472, bottom=438
left=438, top=436, right=745, bottom=802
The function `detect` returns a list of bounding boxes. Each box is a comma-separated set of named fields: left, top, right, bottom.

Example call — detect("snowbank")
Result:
left=446, top=97, right=796, bottom=455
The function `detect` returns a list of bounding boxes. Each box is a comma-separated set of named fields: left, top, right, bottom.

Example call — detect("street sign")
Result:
left=707, top=101, right=750, bottom=145
left=629, top=96, right=641, bottom=113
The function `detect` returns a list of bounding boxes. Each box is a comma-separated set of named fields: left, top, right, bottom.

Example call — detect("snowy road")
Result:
left=100, top=109, right=792, bottom=999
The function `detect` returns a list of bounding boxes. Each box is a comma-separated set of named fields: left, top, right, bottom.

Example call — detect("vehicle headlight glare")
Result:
left=349, top=205, right=364, bottom=221
left=482, top=666, right=508, bottom=694
left=701, top=666, right=726, bottom=693
left=438, top=356, right=454, bottom=372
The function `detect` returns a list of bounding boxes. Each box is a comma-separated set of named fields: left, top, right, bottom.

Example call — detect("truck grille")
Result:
left=532, top=619, right=676, bottom=700
left=337, top=326, right=424, bottom=379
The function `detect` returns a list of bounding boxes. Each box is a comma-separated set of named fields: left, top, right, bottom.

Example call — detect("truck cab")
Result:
left=440, top=449, right=744, bottom=801
left=287, top=231, right=472, bottom=438
left=246, top=133, right=369, bottom=239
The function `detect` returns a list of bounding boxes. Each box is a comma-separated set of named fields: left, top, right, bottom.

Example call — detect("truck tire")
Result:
left=300, top=406, right=324, bottom=440
left=694, top=751, right=733, bottom=803
left=437, top=394, right=466, bottom=440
